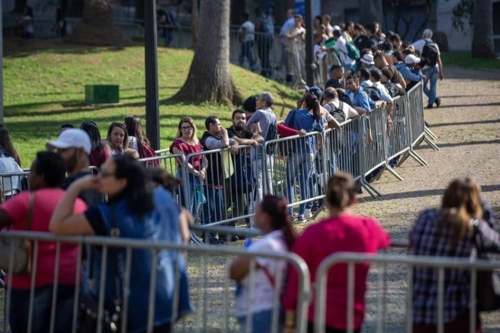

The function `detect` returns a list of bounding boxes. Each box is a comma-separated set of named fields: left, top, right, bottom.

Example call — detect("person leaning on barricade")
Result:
left=282, top=172, right=391, bottom=333
left=49, top=154, right=192, bottom=333
left=230, top=195, right=297, bottom=333
left=410, top=177, right=500, bottom=333
left=0, top=151, right=87, bottom=333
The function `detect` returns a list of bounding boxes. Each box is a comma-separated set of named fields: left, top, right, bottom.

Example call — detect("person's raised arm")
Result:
left=49, top=175, right=97, bottom=235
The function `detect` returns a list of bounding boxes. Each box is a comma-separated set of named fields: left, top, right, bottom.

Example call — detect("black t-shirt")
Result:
left=227, top=126, right=254, bottom=140
left=325, top=79, right=343, bottom=89
left=63, top=171, right=105, bottom=208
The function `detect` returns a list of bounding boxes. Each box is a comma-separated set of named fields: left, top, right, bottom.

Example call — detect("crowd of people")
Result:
left=238, top=9, right=444, bottom=110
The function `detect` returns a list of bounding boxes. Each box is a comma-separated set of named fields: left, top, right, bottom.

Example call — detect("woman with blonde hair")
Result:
left=410, top=177, right=500, bottom=333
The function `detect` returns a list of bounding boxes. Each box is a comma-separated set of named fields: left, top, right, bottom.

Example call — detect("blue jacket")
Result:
left=89, top=188, right=192, bottom=332
left=395, top=62, right=423, bottom=82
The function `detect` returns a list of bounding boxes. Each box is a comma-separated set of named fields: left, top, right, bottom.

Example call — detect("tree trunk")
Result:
left=472, top=0, right=495, bottom=58
left=66, top=0, right=126, bottom=46
left=173, top=0, right=243, bottom=105
left=191, top=0, right=199, bottom=48
left=360, top=0, right=383, bottom=26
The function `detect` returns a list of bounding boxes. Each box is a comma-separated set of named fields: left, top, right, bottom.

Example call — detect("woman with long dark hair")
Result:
left=230, top=195, right=296, bottom=333
left=80, top=121, right=111, bottom=168
left=50, top=154, right=192, bottom=332
left=282, top=172, right=391, bottom=333
left=410, top=178, right=500, bottom=333
left=0, top=124, right=21, bottom=166
left=124, top=116, right=158, bottom=163
left=106, top=122, right=139, bottom=158
left=283, top=93, right=326, bottom=222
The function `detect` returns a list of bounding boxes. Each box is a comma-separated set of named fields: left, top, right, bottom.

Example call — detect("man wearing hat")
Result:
left=395, top=54, right=424, bottom=91
left=47, top=129, right=104, bottom=206
left=359, top=53, right=376, bottom=70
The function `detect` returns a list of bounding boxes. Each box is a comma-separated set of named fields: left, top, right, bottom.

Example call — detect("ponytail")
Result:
left=304, top=93, right=322, bottom=122
left=325, top=172, right=356, bottom=211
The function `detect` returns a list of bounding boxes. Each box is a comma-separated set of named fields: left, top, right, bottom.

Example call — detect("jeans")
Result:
left=423, top=65, right=439, bottom=106
left=178, top=172, right=202, bottom=219
left=9, top=285, right=75, bottom=333
left=237, top=309, right=275, bottom=333
left=286, top=152, right=314, bottom=215
left=202, top=186, right=225, bottom=225
left=239, top=41, right=255, bottom=70
left=249, top=154, right=273, bottom=226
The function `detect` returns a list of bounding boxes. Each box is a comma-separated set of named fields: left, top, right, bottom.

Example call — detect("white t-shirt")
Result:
left=234, top=230, right=288, bottom=317
left=240, top=21, right=255, bottom=42
left=412, top=38, right=440, bottom=69
left=333, top=36, right=354, bottom=66
left=128, top=136, right=139, bottom=151
left=324, top=99, right=359, bottom=121
left=280, top=17, right=296, bottom=47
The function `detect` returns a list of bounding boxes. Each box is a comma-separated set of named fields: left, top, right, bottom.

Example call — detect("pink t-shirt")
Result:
left=1, top=189, right=87, bottom=289
left=169, top=139, right=203, bottom=170
left=283, top=214, right=391, bottom=330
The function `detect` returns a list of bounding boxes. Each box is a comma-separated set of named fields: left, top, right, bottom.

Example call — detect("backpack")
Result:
left=344, top=40, right=360, bottom=61
left=324, top=101, right=346, bottom=151
left=325, top=101, right=346, bottom=123
left=422, top=41, right=439, bottom=67
left=265, top=120, right=278, bottom=154
left=384, top=82, right=405, bottom=98
left=363, top=86, right=382, bottom=102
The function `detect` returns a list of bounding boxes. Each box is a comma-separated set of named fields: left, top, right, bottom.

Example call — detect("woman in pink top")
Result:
left=0, top=151, right=87, bottom=333
left=282, top=172, right=391, bottom=333
left=170, top=117, right=206, bottom=217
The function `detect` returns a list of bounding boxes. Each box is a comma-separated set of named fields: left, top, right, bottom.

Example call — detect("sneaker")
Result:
left=304, top=209, right=312, bottom=219
left=297, top=215, right=307, bottom=223
left=435, top=97, right=441, bottom=107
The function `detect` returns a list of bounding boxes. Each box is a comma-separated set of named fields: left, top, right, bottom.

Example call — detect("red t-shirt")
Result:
left=283, top=214, right=391, bottom=329
left=169, top=139, right=203, bottom=170
left=89, top=147, right=110, bottom=168
left=1, top=189, right=87, bottom=289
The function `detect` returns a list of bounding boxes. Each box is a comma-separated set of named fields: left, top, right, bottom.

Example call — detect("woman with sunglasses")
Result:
left=49, top=154, right=191, bottom=333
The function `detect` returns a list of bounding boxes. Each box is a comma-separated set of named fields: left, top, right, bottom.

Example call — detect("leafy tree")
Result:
left=172, top=0, right=243, bottom=105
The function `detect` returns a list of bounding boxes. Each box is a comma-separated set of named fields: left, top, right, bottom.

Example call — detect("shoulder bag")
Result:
left=0, top=192, right=35, bottom=274
left=472, top=218, right=500, bottom=312
left=79, top=205, right=122, bottom=333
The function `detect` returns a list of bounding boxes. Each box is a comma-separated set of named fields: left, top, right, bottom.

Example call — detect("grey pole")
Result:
left=0, top=0, right=4, bottom=124
left=144, top=0, right=160, bottom=150
left=304, top=0, right=314, bottom=87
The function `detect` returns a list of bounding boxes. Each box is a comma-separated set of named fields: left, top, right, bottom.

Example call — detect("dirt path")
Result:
left=353, top=66, right=500, bottom=332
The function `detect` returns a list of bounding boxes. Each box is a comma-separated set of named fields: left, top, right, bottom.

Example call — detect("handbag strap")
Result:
left=25, top=192, right=35, bottom=230
left=109, top=205, right=122, bottom=309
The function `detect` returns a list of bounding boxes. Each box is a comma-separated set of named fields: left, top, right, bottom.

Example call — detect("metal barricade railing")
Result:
left=264, top=132, right=325, bottom=217
left=0, top=231, right=310, bottom=333
left=314, top=252, right=498, bottom=333
left=0, top=171, right=29, bottom=202
left=183, top=145, right=260, bottom=230
left=386, top=95, right=411, bottom=169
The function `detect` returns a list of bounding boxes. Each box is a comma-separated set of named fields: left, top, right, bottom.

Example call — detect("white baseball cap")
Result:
left=47, top=128, right=92, bottom=154
left=360, top=53, right=375, bottom=65
left=405, top=54, right=421, bottom=65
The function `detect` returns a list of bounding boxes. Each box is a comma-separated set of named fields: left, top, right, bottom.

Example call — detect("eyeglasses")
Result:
left=181, top=126, right=193, bottom=130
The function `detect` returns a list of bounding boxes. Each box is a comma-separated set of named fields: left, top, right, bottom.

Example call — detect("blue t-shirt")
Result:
left=87, top=188, right=192, bottom=332
left=284, top=109, right=325, bottom=154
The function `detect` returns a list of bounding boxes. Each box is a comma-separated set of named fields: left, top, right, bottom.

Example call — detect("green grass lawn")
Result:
left=441, top=51, right=500, bottom=70
left=4, top=41, right=302, bottom=167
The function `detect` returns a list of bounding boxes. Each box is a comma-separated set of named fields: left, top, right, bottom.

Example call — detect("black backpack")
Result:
left=363, top=86, right=382, bottom=102
left=384, top=82, right=405, bottom=98
left=422, top=41, right=439, bottom=67
left=325, top=101, right=346, bottom=123
left=265, top=120, right=277, bottom=154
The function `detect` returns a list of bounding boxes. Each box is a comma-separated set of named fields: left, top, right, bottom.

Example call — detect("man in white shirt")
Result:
left=239, top=12, right=255, bottom=71
left=324, top=29, right=355, bottom=74
left=279, top=9, right=296, bottom=83
left=412, top=28, right=444, bottom=108
left=285, top=14, right=306, bottom=86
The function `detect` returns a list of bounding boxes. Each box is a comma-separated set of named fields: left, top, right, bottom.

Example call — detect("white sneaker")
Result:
left=304, top=209, right=312, bottom=219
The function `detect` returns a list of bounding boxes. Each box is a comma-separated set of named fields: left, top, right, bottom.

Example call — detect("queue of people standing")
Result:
left=239, top=8, right=444, bottom=110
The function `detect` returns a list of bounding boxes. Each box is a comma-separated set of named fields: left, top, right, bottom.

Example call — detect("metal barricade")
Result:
left=0, top=231, right=310, bottom=333
left=314, top=252, right=499, bottom=333
left=0, top=171, right=29, bottom=202
left=264, top=132, right=325, bottom=218
left=323, top=119, right=362, bottom=182
left=183, top=145, right=259, bottom=231
left=386, top=95, right=411, bottom=171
